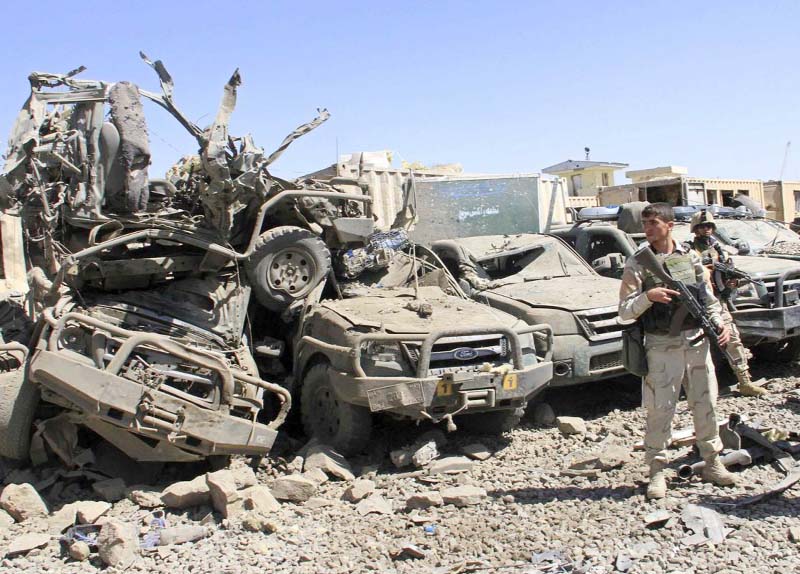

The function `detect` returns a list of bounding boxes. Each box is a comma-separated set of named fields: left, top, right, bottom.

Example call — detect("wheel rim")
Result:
left=267, top=247, right=317, bottom=297
left=311, top=385, right=341, bottom=437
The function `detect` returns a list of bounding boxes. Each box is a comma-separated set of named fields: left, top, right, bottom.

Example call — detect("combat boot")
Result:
left=646, top=461, right=667, bottom=500
left=736, top=370, right=767, bottom=397
left=701, top=454, right=737, bottom=486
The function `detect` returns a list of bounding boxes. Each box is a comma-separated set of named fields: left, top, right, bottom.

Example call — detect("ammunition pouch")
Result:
left=622, top=321, right=648, bottom=377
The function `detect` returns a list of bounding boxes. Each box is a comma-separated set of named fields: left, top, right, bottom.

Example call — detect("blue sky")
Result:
left=1, top=1, right=799, bottom=181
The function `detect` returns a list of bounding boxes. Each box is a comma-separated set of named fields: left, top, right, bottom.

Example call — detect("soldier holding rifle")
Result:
left=619, top=203, right=736, bottom=500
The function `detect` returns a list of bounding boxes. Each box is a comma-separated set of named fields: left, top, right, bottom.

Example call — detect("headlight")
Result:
left=359, top=342, right=412, bottom=377
left=518, top=332, right=539, bottom=366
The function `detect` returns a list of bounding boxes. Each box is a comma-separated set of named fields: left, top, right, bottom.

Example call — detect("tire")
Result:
left=751, top=337, right=800, bottom=363
left=0, top=368, right=39, bottom=460
left=459, top=407, right=526, bottom=434
left=300, top=363, right=372, bottom=456
left=245, top=226, right=331, bottom=311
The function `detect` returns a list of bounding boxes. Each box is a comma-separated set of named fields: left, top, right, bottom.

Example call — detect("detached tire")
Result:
left=459, top=407, right=526, bottom=434
left=0, top=368, right=39, bottom=460
left=245, top=226, right=331, bottom=311
left=300, top=363, right=372, bottom=456
left=751, top=337, right=800, bottom=363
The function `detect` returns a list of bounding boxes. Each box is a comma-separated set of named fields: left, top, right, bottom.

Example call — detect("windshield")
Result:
left=715, top=219, right=798, bottom=249
left=476, top=236, right=593, bottom=282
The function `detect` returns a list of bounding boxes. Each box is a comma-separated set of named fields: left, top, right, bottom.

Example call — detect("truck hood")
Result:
left=320, top=286, right=523, bottom=334
left=730, top=255, right=800, bottom=277
left=486, top=275, right=622, bottom=311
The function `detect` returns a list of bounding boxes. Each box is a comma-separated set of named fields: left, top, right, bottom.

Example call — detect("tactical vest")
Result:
left=640, top=250, right=703, bottom=335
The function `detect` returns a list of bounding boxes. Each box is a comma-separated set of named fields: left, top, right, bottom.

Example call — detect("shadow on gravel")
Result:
left=489, top=484, right=640, bottom=504
left=538, top=375, right=642, bottom=420
left=689, top=491, right=800, bottom=520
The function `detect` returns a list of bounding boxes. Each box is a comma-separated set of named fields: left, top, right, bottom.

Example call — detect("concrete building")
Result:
left=542, top=159, right=629, bottom=197
left=763, top=180, right=800, bottom=223
left=596, top=166, right=766, bottom=211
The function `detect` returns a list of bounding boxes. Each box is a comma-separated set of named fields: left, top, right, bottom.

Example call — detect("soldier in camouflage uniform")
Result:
left=684, top=210, right=767, bottom=397
left=619, top=203, right=736, bottom=500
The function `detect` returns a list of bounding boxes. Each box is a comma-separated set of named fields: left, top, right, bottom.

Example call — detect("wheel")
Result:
left=751, top=337, right=800, bottom=363
left=0, top=368, right=39, bottom=460
left=459, top=407, right=526, bottom=434
left=245, top=226, right=331, bottom=311
left=300, top=363, right=372, bottom=456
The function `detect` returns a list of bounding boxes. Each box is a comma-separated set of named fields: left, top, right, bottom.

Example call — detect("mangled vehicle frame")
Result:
left=0, top=54, right=376, bottom=462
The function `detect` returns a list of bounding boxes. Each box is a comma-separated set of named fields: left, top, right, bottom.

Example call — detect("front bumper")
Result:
left=328, top=359, right=553, bottom=420
left=548, top=334, right=625, bottom=388
left=732, top=304, right=800, bottom=342
left=30, top=310, right=290, bottom=460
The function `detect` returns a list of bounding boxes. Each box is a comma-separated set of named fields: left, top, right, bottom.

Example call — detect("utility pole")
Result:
left=780, top=141, right=791, bottom=181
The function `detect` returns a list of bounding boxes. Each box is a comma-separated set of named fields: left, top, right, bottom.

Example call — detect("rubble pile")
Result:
left=760, top=240, right=800, bottom=257
left=0, top=371, right=797, bottom=572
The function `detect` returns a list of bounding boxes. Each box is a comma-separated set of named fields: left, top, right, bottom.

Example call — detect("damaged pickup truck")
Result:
left=0, top=55, right=376, bottom=462
left=292, top=239, right=554, bottom=455
left=430, top=234, right=625, bottom=387
left=553, top=205, right=800, bottom=362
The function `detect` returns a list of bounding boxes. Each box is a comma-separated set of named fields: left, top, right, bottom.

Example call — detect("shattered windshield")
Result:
left=714, top=219, right=798, bottom=249
left=476, top=236, right=593, bottom=282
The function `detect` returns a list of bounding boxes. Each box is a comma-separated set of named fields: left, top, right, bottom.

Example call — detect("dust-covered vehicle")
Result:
left=0, top=55, right=378, bottom=461
left=430, top=234, right=625, bottom=387
left=292, top=244, right=554, bottom=454
left=553, top=205, right=800, bottom=362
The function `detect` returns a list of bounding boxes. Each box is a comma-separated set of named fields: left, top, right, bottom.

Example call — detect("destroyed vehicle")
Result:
left=292, top=247, right=554, bottom=455
left=552, top=211, right=800, bottom=362
left=431, top=234, right=626, bottom=387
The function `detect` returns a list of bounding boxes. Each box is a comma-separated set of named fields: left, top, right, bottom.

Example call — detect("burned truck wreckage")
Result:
left=0, top=55, right=557, bottom=464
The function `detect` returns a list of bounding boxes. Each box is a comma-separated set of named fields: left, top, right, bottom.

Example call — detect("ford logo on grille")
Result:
left=453, top=347, right=479, bottom=361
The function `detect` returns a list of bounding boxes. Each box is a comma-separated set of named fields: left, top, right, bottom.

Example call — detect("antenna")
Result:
left=780, top=141, right=791, bottom=181
left=584, top=147, right=590, bottom=160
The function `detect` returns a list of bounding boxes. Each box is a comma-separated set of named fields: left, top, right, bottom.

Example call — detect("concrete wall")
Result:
left=764, top=180, right=800, bottom=222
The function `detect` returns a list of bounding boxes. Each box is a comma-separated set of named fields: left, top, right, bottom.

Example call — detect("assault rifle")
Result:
left=635, top=247, right=724, bottom=352
left=702, top=257, right=764, bottom=300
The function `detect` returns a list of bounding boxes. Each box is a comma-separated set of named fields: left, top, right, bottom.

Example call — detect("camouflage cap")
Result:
left=690, top=209, right=716, bottom=231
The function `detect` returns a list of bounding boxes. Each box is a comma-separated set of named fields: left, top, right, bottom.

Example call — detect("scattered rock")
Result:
left=161, top=475, right=210, bottom=509
left=6, top=533, right=50, bottom=556
left=532, top=402, right=557, bottom=426
left=461, top=443, right=492, bottom=461
left=231, top=466, right=258, bottom=489
left=128, top=487, right=163, bottom=508
left=206, top=470, right=242, bottom=519
left=0, top=509, right=14, bottom=528
left=556, top=416, right=587, bottom=435
left=428, top=456, right=474, bottom=475
left=92, top=478, right=127, bottom=502
left=75, top=500, right=111, bottom=524
left=391, top=542, right=426, bottom=560
left=441, top=485, right=487, bottom=507
left=355, top=494, right=393, bottom=515
left=69, top=540, right=91, bottom=561
left=305, top=497, right=333, bottom=509
left=405, top=491, right=444, bottom=510
left=615, top=552, right=633, bottom=572
left=97, top=519, right=139, bottom=568
left=342, top=479, right=376, bottom=503
left=48, top=503, right=78, bottom=533
left=391, top=438, right=440, bottom=469
left=271, top=474, right=317, bottom=503
left=302, top=468, right=329, bottom=485
left=645, top=509, right=672, bottom=529
left=242, top=513, right=279, bottom=533
left=789, top=526, right=800, bottom=543
left=0, top=483, right=48, bottom=522
left=241, top=485, right=280, bottom=514
left=568, top=443, right=630, bottom=471
left=304, top=444, right=355, bottom=481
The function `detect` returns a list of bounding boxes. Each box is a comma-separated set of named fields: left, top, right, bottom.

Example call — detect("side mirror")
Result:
left=591, top=253, right=625, bottom=275
left=735, top=241, right=751, bottom=255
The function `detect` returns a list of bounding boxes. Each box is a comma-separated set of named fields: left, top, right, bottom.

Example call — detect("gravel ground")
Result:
left=1, top=362, right=799, bottom=574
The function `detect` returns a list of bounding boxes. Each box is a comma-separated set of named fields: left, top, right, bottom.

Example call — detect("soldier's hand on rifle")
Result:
left=646, top=287, right=680, bottom=304
left=716, top=324, right=731, bottom=347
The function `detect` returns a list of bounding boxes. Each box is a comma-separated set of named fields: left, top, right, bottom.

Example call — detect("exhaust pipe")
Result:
left=677, top=446, right=767, bottom=480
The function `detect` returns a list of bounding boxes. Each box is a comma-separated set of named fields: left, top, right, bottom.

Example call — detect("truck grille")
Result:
left=589, top=351, right=624, bottom=373
left=403, top=334, right=509, bottom=376
left=575, top=306, right=624, bottom=341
